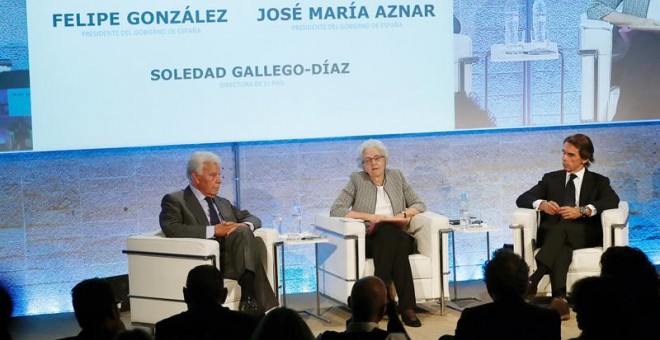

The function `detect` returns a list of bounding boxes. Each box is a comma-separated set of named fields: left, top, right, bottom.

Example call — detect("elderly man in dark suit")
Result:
left=159, top=151, right=278, bottom=314
left=517, top=134, right=619, bottom=320
left=154, top=265, right=260, bottom=340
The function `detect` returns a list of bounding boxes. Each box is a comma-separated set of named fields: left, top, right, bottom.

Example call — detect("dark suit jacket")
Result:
left=159, top=186, right=261, bottom=238
left=516, top=169, right=619, bottom=247
left=154, top=304, right=260, bottom=340
left=454, top=299, right=561, bottom=340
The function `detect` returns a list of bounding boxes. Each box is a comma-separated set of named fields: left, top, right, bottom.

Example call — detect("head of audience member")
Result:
left=571, top=276, right=635, bottom=339
left=483, top=248, right=529, bottom=302
left=358, top=139, right=389, bottom=181
left=187, top=151, right=222, bottom=198
left=1, top=283, right=12, bottom=340
left=600, top=246, right=660, bottom=312
left=347, top=276, right=389, bottom=323
left=563, top=133, right=594, bottom=171
left=250, top=307, right=314, bottom=340
left=71, top=278, right=125, bottom=335
left=114, top=329, right=153, bottom=340
left=183, top=265, right=228, bottom=312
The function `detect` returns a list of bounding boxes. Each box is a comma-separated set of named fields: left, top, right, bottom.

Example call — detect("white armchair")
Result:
left=580, top=13, right=619, bottom=122
left=123, top=228, right=279, bottom=327
left=313, top=212, right=451, bottom=311
left=510, top=201, right=629, bottom=295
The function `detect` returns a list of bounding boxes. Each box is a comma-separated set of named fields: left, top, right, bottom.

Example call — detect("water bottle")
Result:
left=459, top=193, right=470, bottom=230
left=290, top=196, right=303, bottom=238
left=532, top=0, right=548, bottom=47
left=272, top=202, right=284, bottom=234
left=504, top=0, right=522, bottom=53
left=273, top=213, right=284, bottom=235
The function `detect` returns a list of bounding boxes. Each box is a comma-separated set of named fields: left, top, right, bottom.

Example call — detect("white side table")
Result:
left=485, top=42, right=566, bottom=125
left=446, top=225, right=501, bottom=311
left=272, top=235, right=330, bottom=322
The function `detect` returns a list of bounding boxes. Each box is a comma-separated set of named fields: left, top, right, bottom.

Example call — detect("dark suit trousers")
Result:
left=535, top=219, right=598, bottom=297
left=219, top=227, right=278, bottom=311
left=366, top=222, right=416, bottom=311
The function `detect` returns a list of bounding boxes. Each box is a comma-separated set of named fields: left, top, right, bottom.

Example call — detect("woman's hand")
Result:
left=632, top=17, right=660, bottom=26
left=367, top=216, right=410, bottom=235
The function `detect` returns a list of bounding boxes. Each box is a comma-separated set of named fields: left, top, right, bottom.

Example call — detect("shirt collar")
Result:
left=190, top=184, right=207, bottom=201
left=568, top=167, right=586, bottom=180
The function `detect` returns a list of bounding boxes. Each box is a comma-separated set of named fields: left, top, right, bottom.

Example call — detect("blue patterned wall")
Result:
left=1, top=123, right=658, bottom=316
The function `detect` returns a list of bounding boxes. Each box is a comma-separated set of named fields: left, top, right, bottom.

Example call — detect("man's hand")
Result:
left=558, top=206, right=581, bottom=220
left=213, top=221, right=247, bottom=237
left=539, top=200, right=560, bottom=215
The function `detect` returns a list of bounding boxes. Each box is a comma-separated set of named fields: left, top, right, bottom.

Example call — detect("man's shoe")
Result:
left=550, top=297, right=570, bottom=321
left=239, top=296, right=261, bottom=316
left=400, top=310, right=422, bottom=328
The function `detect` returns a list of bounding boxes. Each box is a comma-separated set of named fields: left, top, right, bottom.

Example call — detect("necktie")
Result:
left=564, top=174, right=577, bottom=207
left=205, top=197, right=221, bottom=225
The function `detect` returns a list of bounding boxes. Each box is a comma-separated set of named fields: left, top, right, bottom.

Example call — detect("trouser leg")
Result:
left=368, top=223, right=416, bottom=311
left=535, top=220, right=589, bottom=297
left=220, top=227, right=277, bottom=310
left=549, top=245, right=573, bottom=297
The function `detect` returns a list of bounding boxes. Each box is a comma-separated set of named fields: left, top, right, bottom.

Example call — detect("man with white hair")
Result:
left=159, top=151, right=278, bottom=315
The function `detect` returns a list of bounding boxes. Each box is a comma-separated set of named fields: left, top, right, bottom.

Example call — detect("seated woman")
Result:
left=587, top=0, right=660, bottom=121
left=330, top=139, right=425, bottom=327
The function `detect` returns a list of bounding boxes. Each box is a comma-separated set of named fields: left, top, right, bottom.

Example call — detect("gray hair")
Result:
left=358, top=139, right=389, bottom=160
left=187, top=151, right=221, bottom=182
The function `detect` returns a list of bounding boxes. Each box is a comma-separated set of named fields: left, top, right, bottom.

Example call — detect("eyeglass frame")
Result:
left=362, top=155, right=386, bottom=164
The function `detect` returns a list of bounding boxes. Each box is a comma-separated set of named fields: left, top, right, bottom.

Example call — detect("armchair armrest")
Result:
left=254, top=228, right=279, bottom=292
left=124, top=231, right=221, bottom=304
left=313, top=215, right=366, bottom=237
left=125, top=230, right=219, bottom=262
left=410, top=211, right=449, bottom=257
left=601, top=201, right=629, bottom=248
left=510, top=208, right=538, bottom=268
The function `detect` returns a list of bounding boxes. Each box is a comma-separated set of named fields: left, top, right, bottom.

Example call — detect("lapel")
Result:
left=382, top=170, right=403, bottom=213
left=184, top=186, right=209, bottom=225
left=357, top=172, right=379, bottom=213
left=213, top=197, right=235, bottom=222
left=579, top=168, right=595, bottom=206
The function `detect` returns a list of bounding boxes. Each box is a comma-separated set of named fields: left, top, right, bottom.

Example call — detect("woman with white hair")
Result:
left=330, top=139, right=425, bottom=327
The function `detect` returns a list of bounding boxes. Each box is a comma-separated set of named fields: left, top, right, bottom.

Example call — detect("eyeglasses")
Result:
left=362, top=155, right=385, bottom=164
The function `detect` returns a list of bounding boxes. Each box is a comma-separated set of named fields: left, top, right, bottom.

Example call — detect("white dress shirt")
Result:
left=532, top=167, right=597, bottom=216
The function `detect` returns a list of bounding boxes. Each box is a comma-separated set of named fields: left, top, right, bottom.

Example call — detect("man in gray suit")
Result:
left=159, top=151, right=278, bottom=315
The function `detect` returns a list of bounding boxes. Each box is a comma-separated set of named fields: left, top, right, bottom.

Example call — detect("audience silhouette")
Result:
left=154, top=264, right=260, bottom=340
left=250, top=306, right=314, bottom=340
left=440, top=248, right=560, bottom=340
left=317, top=275, right=409, bottom=340
left=59, top=278, right=126, bottom=340
left=1, top=282, right=12, bottom=340
left=599, top=246, right=660, bottom=339
left=115, top=328, right=153, bottom=340
left=569, top=275, right=635, bottom=340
